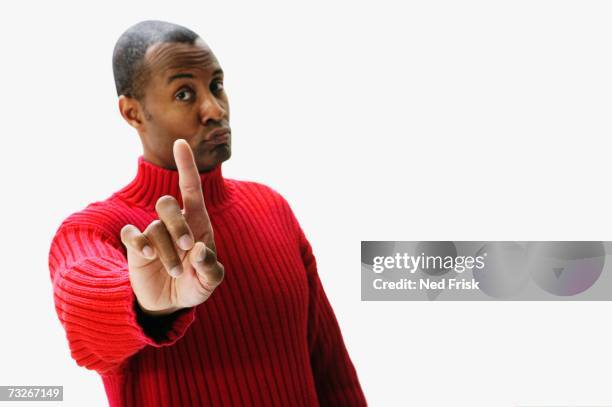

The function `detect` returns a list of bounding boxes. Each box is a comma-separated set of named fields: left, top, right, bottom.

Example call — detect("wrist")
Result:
left=136, top=300, right=182, bottom=317
left=134, top=299, right=192, bottom=344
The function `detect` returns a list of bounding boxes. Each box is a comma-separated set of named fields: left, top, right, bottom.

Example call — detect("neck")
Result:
left=115, top=156, right=234, bottom=211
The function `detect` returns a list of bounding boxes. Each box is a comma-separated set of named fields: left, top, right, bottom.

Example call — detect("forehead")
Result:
left=143, top=38, right=221, bottom=80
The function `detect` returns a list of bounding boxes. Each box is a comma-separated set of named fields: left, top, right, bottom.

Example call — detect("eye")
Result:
left=175, top=87, right=195, bottom=102
left=211, top=79, right=224, bottom=94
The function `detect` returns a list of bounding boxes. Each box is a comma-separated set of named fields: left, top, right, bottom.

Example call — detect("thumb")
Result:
left=189, top=242, right=225, bottom=288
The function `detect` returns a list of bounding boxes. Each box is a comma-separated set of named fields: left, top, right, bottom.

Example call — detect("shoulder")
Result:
left=48, top=200, right=128, bottom=270
left=51, top=197, right=134, bottom=243
left=230, top=179, right=293, bottom=211
left=228, top=179, right=302, bottom=230
left=229, top=179, right=305, bottom=236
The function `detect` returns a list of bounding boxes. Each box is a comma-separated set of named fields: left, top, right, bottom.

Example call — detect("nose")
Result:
left=199, top=93, right=226, bottom=125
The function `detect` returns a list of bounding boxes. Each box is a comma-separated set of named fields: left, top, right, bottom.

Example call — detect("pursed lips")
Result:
left=203, top=128, right=231, bottom=145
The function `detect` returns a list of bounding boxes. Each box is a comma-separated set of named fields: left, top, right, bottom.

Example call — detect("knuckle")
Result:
left=164, top=259, right=181, bottom=270
left=144, top=221, right=171, bottom=246
left=206, top=263, right=224, bottom=286
left=204, top=247, right=218, bottom=265
left=158, top=245, right=179, bottom=263
left=180, top=182, right=201, bottom=194
left=163, top=218, right=190, bottom=239
left=129, top=235, right=142, bottom=249
left=216, top=263, right=225, bottom=282
left=120, top=224, right=134, bottom=241
left=160, top=254, right=181, bottom=271
left=149, top=219, right=165, bottom=233
left=155, top=195, right=178, bottom=211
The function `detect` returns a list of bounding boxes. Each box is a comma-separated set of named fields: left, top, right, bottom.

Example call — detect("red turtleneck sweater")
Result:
left=48, top=157, right=366, bottom=407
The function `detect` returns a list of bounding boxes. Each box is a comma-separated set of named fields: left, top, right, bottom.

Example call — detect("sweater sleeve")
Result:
left=283, top=204, right=367, bottom=406
left=48, top=223, right=196, bottom=375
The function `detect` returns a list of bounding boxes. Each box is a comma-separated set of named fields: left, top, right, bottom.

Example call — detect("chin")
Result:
left=196, top=144, right=231, bottom=172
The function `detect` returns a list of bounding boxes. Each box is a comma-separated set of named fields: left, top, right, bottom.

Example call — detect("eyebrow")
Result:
left=167, top=69, right=224, bottom=85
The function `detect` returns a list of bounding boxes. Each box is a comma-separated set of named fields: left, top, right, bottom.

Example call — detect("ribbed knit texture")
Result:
left=48, top=156, right=367, bottom=407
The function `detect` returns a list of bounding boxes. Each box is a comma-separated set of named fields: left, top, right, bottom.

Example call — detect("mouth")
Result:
left=204, top=128, right=231, bottom=145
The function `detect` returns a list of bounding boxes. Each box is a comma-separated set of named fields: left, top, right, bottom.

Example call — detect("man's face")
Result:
left=124, top=38, right=231, bottom=172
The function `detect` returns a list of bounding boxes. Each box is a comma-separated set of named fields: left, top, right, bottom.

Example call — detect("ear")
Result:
left=118, top=95, right=145, bottom=130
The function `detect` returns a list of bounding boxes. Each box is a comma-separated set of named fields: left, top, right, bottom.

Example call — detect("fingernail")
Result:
left=178, top=234, right=193, bottom=251
left=142, top=245, right=154, bottom=258
left=170, top=265, right=183, bottom=277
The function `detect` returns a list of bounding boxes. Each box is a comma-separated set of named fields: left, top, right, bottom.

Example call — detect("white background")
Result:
left=1, top=1, right=612, bottom=406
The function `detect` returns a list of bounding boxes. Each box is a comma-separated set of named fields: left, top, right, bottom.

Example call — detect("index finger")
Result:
left=173, top=139, right=216, bottom=251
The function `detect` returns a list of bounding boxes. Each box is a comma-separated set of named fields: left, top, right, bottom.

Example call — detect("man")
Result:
left=48, top=20, right=367, bottom=407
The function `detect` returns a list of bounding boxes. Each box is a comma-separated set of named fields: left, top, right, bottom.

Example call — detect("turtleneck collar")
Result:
left=115, top=156, right=235, bottom=212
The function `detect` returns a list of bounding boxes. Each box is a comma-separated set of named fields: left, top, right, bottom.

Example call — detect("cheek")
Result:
left=153, top=106, right=201, bottom=133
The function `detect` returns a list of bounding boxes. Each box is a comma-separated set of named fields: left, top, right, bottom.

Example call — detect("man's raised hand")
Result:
left=120, top=139, right=225, bottom=316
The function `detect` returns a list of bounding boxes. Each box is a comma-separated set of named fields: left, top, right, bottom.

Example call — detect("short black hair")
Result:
left=112, top=20, right=200, bottom=99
